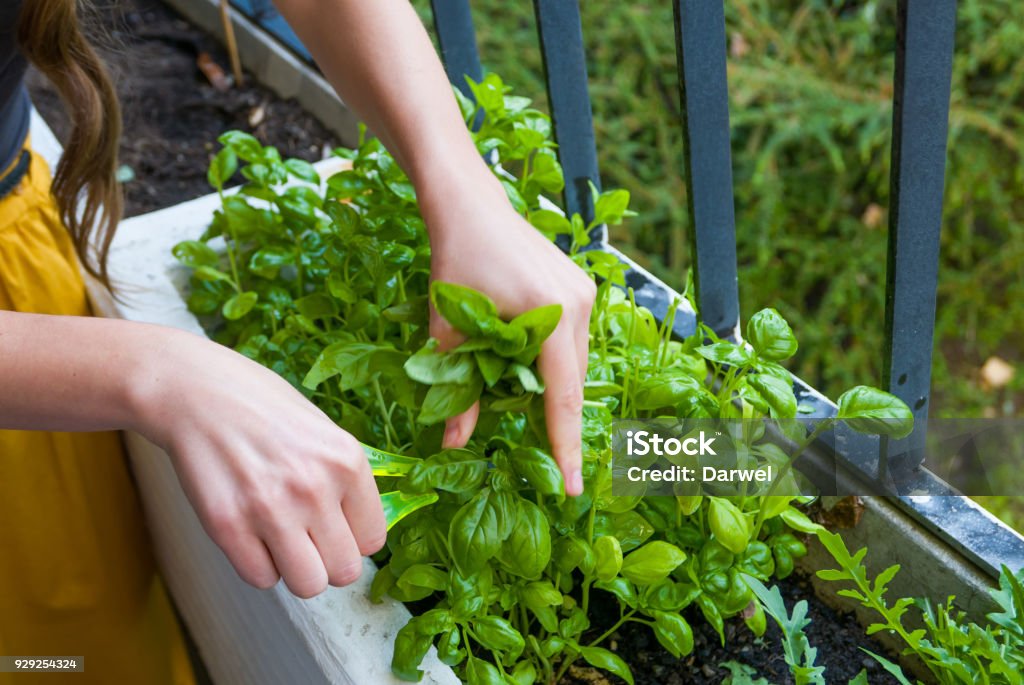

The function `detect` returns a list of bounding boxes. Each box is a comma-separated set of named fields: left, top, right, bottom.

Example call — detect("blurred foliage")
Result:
left=409, top=2, right=1024, bottom=523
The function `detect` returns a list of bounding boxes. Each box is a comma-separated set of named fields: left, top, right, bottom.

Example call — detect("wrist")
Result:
left=413, top=157, right=510, bottom=240
left=121, top=324, right=191, bottom=447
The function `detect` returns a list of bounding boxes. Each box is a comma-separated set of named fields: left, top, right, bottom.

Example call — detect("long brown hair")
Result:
left=17, top=0, right=122, bottom=287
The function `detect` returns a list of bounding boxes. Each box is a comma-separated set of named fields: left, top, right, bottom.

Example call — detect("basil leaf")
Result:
left=405, top=340, right=476, bottom=385
left=284, top=158, right=320, bottom=184
left=396, top=564, right=447, bottom=594
left=391, top=609, right=452, bottom=681
left=593, top=188, right=631, bottom=226
left=402, top=448, right=489, bottom=494
left=369, top=565, right=396, bottom=603
left=466, top=658, right=504, bottom=685
left=517, top=305, right=567, bottom=342
left=633, top=369, right=704, bottom=410
left=472, top=615, right=525, bottom=660
left=510, top=363, right=545, bottom=393
left=594, top=535, right=623, bottom=582
left=173, top=240, right=219, bottom=268
left=743, top=374, right=798, bottom=418
left=431, top=281, right=500, bottom=337
left=449, top=488, right=514, bottom=575
left=510, top=661, right=538, bottom=685
left=528, top=209, right=572, bottom=238
left=620, top=541, right=687, bottom=585
left=218, top=130, right=262, bottom=161
left=249, top=246, right=296, bottom=278
left=436, top=628, right=464, bottom=667
left=708, top=497, right=751, bottom=554
left=391, top=621, right=432, bottom=681
left=646, top=580, right=701, bottom=612
left=746, top=308, right=798, bottom=361
left=528, top=152, right=564, bottom=193
left=222, top=291, right=258, bottom=320
left=497, top=498, right=551, bottom=579
left=193, top=265, right=233, bottom=283
left=294, top=293, right=337, bottom=320
left=594, top=577, right=638, bottom=607
left=696, top=593, right=726, bottom=643
left=510, top=447, right=564, bottom=496
left=326, top=272, right=357, bottom=304
left=579, top=646, right=634, bottom=685
left=651, top=611, right=694, bottom=658
left=522, top=580, right=562, bottom=607
left=779, top=506, right=825, bottom=534
left=697, top=342, right=754, bottom=367
left=302, top=342, right=403, bottom=391
left=207, top=146, right=238, bottom=188
left=836, top=386, right=915, bottom=438
left=418, top=375, right=483, bottom=425
left=593, top=511, right=655, bottom=552
left=474, top=350, right=508, bottom=387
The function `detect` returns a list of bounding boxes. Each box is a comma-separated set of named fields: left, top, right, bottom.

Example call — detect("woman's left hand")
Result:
left=420, top=176, right=596, bottom=496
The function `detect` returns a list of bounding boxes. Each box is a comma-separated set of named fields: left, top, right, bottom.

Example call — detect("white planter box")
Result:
left=86, top=157, right=458, bottom=685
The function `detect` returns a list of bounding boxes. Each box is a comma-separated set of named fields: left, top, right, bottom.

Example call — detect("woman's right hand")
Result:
left=130, top=328, right=386, bottom=599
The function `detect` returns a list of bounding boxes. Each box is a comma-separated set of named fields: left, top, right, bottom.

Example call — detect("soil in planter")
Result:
left=563, top=571, right=903, bottom=685
left=26, top=0, right=339, bottom=217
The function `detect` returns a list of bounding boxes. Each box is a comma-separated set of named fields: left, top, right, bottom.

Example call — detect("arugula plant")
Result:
left=174, top=72, right=915, bottom=684
left=738, top=527, right=1024, bottom=685
left=737, top=573, right=880, bottom=685
left=814, top=530, right=1024, bottom=684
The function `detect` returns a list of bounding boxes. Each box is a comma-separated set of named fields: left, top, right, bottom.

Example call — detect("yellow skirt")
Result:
left=0, top=145, right=195, bottom=684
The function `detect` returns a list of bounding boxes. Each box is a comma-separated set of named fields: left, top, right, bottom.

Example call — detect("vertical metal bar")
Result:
left=533, top=0, right=603, bottom=233
left=430, top=0, right=484, bottom=99
left=883, top=0, right=956, bottom=471
left=673, top=1, right=740, bottom=338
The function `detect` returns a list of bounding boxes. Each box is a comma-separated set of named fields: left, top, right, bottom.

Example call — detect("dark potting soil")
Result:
left=26, top=0, right=339, bottom=217
left=562, top=571, right=903, bottom=685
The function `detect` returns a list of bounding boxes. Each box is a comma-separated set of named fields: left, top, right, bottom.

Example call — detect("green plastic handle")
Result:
left=380, top=491, right=438, bottom=531
left=360, top=444, right=438, bottom=530
left=361, top=443, right=422, bottom=477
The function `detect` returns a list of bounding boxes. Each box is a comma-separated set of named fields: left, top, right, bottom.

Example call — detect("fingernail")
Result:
left=569, top=469, right=584, bottom=496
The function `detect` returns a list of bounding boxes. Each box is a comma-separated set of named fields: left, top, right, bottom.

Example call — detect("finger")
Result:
left=537, top=327, right=585, bottom=496
left=262, top=528, right=329, bottom=599
left=443, top=401, right=480, bottom=448
left=217, top=530, right=281, bottom=590
left=575, top=302, right=593, bottom=384
left=340, top=460, right=388, bottom=556
left=310, top=510, right=364, bottom=587
left=430, top=305, right=466, bottom=352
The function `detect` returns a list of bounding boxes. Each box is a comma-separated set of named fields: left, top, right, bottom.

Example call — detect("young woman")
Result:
left=0, top=0, right=595, bottom=681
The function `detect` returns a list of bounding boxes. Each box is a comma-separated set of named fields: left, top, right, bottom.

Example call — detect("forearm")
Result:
left=272, top=0, right=505, bottom=215
left=0, top=311, right=164, bottom=433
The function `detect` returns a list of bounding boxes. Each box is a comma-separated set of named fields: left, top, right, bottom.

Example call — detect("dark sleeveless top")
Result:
left=0, top=0, right=29, bottom=173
